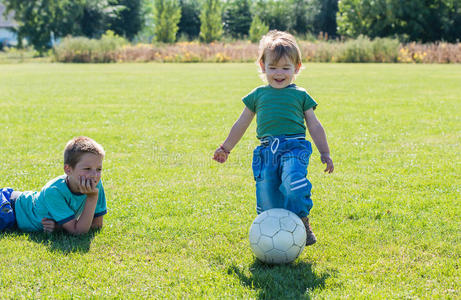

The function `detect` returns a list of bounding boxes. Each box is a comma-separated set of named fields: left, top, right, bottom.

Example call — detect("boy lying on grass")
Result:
left=0, top=136, right=107, bottom=235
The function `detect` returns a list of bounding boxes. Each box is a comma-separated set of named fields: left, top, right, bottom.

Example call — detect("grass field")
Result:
left=0, top=63, right=459, bottom=298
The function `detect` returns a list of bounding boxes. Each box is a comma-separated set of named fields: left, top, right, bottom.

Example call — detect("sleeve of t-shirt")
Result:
left=302, top=91, right=318, bottom=112
left=94, top=181, right=107, bottom=218
left=242, top=88, right=257, bottom=113
left=43, top=187, right=76, bottom=225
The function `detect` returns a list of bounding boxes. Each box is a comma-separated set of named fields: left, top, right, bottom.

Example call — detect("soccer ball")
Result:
left=249, top=208, right=307, bottom=264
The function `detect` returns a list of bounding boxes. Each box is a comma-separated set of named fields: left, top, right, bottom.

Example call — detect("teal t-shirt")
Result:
left=14, top=175, right=107, bottom=232
left=242, top=84, right=317, bottom=138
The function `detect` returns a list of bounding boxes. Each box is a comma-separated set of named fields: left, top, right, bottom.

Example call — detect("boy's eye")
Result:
left=97, top=168, right=102, bottom=172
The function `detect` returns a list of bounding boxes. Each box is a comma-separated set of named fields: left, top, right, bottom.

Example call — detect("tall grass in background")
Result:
left=37, top=33, right=461, bottom=64
left=54, top=31, right=127, bottom=63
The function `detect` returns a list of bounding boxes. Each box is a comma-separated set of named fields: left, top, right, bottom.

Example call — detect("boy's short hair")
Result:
left=257, top=30, right=302, bottom=66
left=64, top=136, right=105, bottom=168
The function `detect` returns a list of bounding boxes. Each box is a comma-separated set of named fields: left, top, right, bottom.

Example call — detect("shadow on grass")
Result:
left=1, top=228, right=100, bottom=254
left=228, top=259, right=331, bottom=299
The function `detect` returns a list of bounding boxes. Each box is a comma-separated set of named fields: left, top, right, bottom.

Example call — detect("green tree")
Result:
left=153, top=0, right=182, bottom=43
left=289, top=0, right=319, bottom=35
left=314, top=0, right=338, bottom=38
left=222, top=0, right=252, bottom=38
left=249, top=15, right=269, bottom=43
left=3, top=0, right=84, bottom=54
left=177, top=0, right=201, bottom=39
left=78, top=0, right=121, bottom=38
left=109, top=0, right=144, bottom=40
left=252, top=0, right=291, bottom=31
left=199, top=0, right=223, bottom=42
left=337, top=0, right=461, bottom=42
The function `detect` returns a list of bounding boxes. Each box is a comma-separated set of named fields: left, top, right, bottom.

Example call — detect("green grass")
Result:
left=0, top=63, right=459, bottom=298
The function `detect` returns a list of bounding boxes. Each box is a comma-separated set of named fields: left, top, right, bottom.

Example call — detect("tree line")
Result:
left=2, top=0, right=460, bottom=54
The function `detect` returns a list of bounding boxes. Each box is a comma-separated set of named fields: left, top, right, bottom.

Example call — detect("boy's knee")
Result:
left=283, top=174, right=311, bottom=198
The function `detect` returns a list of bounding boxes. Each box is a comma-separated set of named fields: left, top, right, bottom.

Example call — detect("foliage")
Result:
left=249, top=15, right=269, bottom=43
left=109, top=0, right=144, bottom=40
left=222, top=0, right=252, bottom=38
left=289, top=0, right=319, bottom=35
left=252, top=0, right=291, bottom=31
left=199, top=0, right=223, bottom=43
left=48, top=36, right=461, bottom=63
left=53, top=31, right=127, bottom=63
left=337, top=0, right=461, bottom=42
left=177, top=0, right=202, bottom=40
left=152, top=0, right=182, bottom=43
left=77, top=0, right=122, bottom=38
left=2, top=0, right=84, bottom=54
left=313, top=0, right=338, bottom=38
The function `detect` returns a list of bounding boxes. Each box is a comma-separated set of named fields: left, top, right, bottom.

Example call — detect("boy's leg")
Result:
left=279, top=141, right=316, bottom=245
left=10, top=191, right=21, bottom=201
left=0, top=188, right=17, bottom=230
left=252, top=146, right=284, bottom=214
left=279, top=144, right=313, bottom=218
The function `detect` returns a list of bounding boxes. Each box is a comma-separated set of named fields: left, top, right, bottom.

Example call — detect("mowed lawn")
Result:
left=0, top=63, right=459, bottom=298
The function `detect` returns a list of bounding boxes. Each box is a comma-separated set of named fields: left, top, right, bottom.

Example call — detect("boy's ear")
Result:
left=64, top=164, right=72, bottom=175
left=259, top=60, right=266, bottom=73
left=295, top=63, right=301, bottom=74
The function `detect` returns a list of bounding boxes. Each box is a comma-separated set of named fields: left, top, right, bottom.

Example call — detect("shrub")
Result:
left=372, top=38, right=400, bottom=63
left=336, top=36, right=374, bottom=62
left=54, top=31, right=127, bottom=63
left=53, top=35, right=461, bottom=63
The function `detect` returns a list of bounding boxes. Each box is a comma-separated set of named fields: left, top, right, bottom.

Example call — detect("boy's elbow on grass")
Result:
left=62, top=220, right=90, bottom=235
left=67, top=225, right=90, bottom=235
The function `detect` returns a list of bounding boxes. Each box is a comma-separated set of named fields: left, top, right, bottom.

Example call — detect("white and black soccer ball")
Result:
left=249, top=208, right=307, bottom=264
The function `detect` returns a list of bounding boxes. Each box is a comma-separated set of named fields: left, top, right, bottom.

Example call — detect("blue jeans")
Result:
left=251, top=134, right=313, bottom=218
left=0, top=188, right=16, bottom=230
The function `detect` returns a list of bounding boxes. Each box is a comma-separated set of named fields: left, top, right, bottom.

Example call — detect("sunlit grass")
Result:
left=0, top=63, right=459, bottom=298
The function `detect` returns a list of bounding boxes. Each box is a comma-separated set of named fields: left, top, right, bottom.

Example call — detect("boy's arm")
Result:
left=304, top=108, right=334, bottom=173
left=61, top=194, right=98, bottom=235
left=213, top=107, right=255, bottom=163
left=62, top=178, right=100, bottom=235
left=91, top=216, right=103, bottom=228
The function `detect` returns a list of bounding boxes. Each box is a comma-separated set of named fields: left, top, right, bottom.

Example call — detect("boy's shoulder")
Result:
left=41, top=175, right=72, bottom=198
left=284, top=84, right=309, bottom=95
left=42, top=175, right=67, bottom=190
left=247, top=85, right=269, bottom=94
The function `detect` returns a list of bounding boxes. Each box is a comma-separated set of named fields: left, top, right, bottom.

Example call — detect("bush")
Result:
left=336, top=36, right=374, bottom=62
left=54, top=31, right=127, bottom=63
left=52, top=35, right=460, bottom=63
left=372, top=38, right=400, bottom=63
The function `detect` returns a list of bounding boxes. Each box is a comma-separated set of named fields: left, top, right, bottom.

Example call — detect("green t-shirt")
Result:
left=14, top=175, right=107, bottom=232
left=242, top=84, right=317, bottom=138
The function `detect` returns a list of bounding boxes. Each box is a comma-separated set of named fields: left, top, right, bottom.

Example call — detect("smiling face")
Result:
left=260, top=54, right=301, bottom=89
left=64, top=152, right=103, bottom=194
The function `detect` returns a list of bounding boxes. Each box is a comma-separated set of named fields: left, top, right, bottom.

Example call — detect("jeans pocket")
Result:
left=252, top=147, right=263, bottom=181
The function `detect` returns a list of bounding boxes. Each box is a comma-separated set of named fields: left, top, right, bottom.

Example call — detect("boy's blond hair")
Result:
left=257, top=30, right=302, bottom=66
left=64, top=136, right=105, bottom=168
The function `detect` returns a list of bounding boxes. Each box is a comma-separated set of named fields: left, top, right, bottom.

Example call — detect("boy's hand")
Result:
left=42, top=218, right=60, bottom=233
left=78, top=176, right=99, bottom=197
left=213, top=146, right=230, bottom=163
left=321, top=153, right=334, bottom=173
